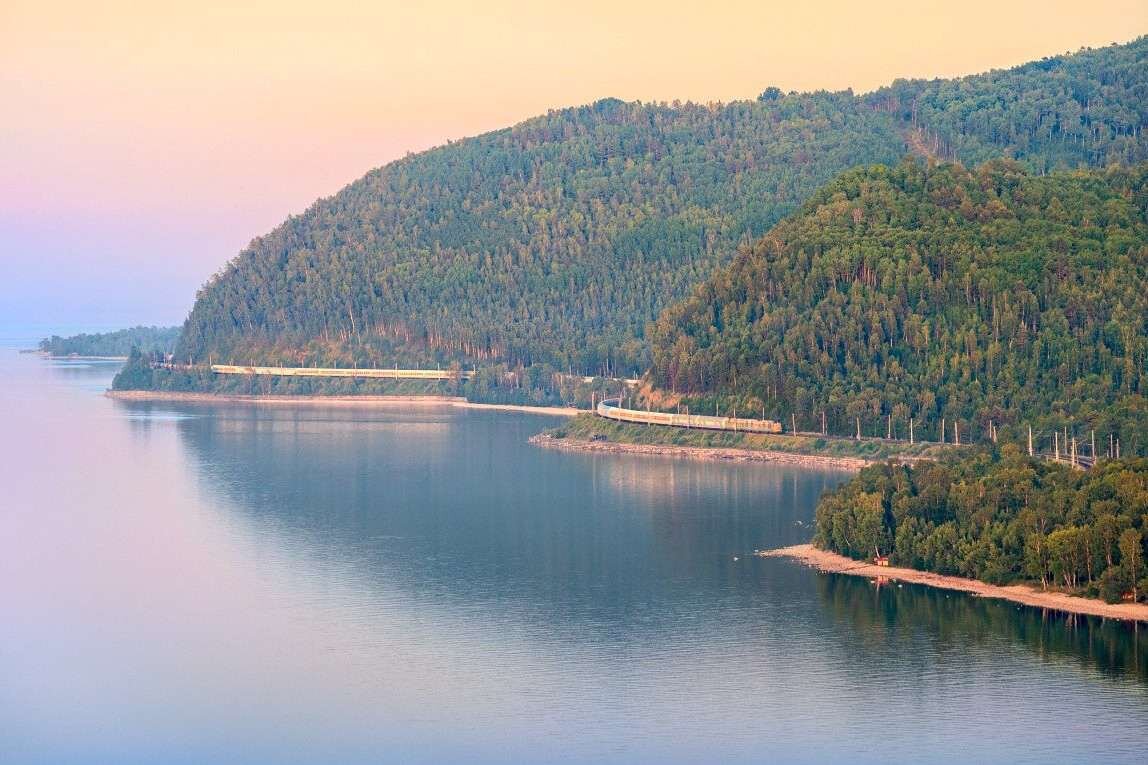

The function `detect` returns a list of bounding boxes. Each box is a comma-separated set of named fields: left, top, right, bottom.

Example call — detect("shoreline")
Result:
left=761, top=544, right=1148, bottom=623
left=529, top=433, right=871, bottom=470
left=104, top=389, right=580, bottom=416
left=33, top=352, right=129, bottom=360
left=453, top=401, right=580, bottom=416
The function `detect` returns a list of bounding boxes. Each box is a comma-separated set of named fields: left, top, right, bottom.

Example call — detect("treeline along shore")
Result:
left=535, top=413, right=956, bottom=467
left=809, top=449, right=1148, bottom=613
left=38, top=326, right=178, bottom=357
left=760, top=544, right=1148, bottom=622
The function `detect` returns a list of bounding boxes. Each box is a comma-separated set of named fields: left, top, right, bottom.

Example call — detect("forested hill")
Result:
left=174, top=38, right=1147, bottom=378
left=648, top=160, right=1148, bottom=454
left=178, top=93, right=905, bottom=373
left=867, top=39, right=1147, bottom=169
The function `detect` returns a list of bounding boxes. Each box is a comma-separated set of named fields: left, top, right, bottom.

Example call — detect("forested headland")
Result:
left=174, top=91, right=906, bottom=376
left=814, top=450, right=1148, bottom=603
left=40, top=326, right=179, bottom=357
left=153, top=40, right=1143, bottom=377
left=114, top=38, right=1148, bottom=428
left=649, top=161, right=1148, bottom=456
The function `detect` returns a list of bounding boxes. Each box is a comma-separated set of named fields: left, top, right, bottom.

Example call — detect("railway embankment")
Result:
left=534, top=413, right=952, bottom=467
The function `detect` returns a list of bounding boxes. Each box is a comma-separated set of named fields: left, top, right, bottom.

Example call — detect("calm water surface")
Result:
left=1, top=350, right=1145, bottom=764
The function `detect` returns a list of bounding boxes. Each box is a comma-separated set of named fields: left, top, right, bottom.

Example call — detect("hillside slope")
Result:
left=178, top=93, right=904, bottom=374
left=173, top=38, right=1147, bottom=381
left=648, top=160, right=1148, bottom=452
left=868, top=39, right=1147, bottom=169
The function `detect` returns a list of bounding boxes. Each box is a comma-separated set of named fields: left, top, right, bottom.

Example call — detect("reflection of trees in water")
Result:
left=817, top=574, right=1147, bottom=682
left=586, top=453, right=844, bottom=555
left=171, top=408, right=835, bottom=632
left=168, top=406, right=1146, bottom=683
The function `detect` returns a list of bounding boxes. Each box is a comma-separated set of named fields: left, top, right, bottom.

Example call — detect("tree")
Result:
left=1047, top=526, right=1089, bottom=588
left=111, top=347, right=154, bottom=391
left=1025, top=531, right=1051, bottom=589
left=1118, top=528, right=1145, bottom=601
left=1093, top=513, right=1126, bottom=568
left=853, top=491, right=890, bottom=558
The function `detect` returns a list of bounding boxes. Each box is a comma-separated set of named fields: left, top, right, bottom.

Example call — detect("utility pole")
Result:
left=941, top=417, right=945, bottom=444
left=856, top=417, right=861, bottom=440
left=1028, top=426, right=1033, bottom=457
left=1091, top=430, right=1096, bottom=461
left=910, top=417, right=914, bottom=445
left=821, top=410, right=827, bottom=436
left=1071, top=437, right=1077, bottom=467
left=1055, top=431, right=1060, bottom=461
left=954, top=420, right=960, bottom=446
left=792, top=412, right=797, bottom=434
left=887, top=414, right=892, bottom=440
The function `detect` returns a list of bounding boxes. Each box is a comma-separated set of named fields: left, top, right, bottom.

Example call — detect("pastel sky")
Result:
left=2, top=1, right=1144, bottom=336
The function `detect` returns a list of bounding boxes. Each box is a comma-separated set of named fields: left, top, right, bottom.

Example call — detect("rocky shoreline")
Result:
left=528, top=433, right=871, bottom=470
left=761, top=544, right=1148, bottom=623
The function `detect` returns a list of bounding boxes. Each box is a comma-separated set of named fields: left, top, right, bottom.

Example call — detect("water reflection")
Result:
left=816, top=574, right=1147, bottom=681
left=152, top=399, right=1147, bottom=685
left=158, top=401, right=841, bottom=642
left=10, top=356, right=1142, bottom=764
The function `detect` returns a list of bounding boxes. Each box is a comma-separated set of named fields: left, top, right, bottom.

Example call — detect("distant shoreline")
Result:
left=529, top=433, right=871, bottom=470
left=27, top=351, right=128, bottom=360
left=761, top=544, right=1148, bottom=623
left=104, top=389, right=580, bottom=417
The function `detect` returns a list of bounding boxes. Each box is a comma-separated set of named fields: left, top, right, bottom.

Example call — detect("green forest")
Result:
left=40, top=326, right=179, bottom=357
left=649, top=160, right=1148, bottom=455
left=815, top=450, right=1148, bottom=602
left=163, top=38, right=1145, bottom=384
left=866, top=40, right=1147, bottom=170
left=175, top=92, right=905, bottom=376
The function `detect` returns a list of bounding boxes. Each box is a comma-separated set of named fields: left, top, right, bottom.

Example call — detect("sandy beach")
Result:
left=105, top=389, right=580, bottom=416
left=762, top=544, right=1148, bottom=622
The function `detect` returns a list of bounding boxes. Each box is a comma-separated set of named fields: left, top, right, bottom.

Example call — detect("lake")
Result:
left=1, top=349, right=1145, bottom=764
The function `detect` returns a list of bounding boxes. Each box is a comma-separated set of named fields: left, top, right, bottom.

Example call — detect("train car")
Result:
left=210, top=364, right=474, bottom=380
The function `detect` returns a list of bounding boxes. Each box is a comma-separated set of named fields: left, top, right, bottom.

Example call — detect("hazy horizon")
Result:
left=2, top=1, right=1145, bottom=335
